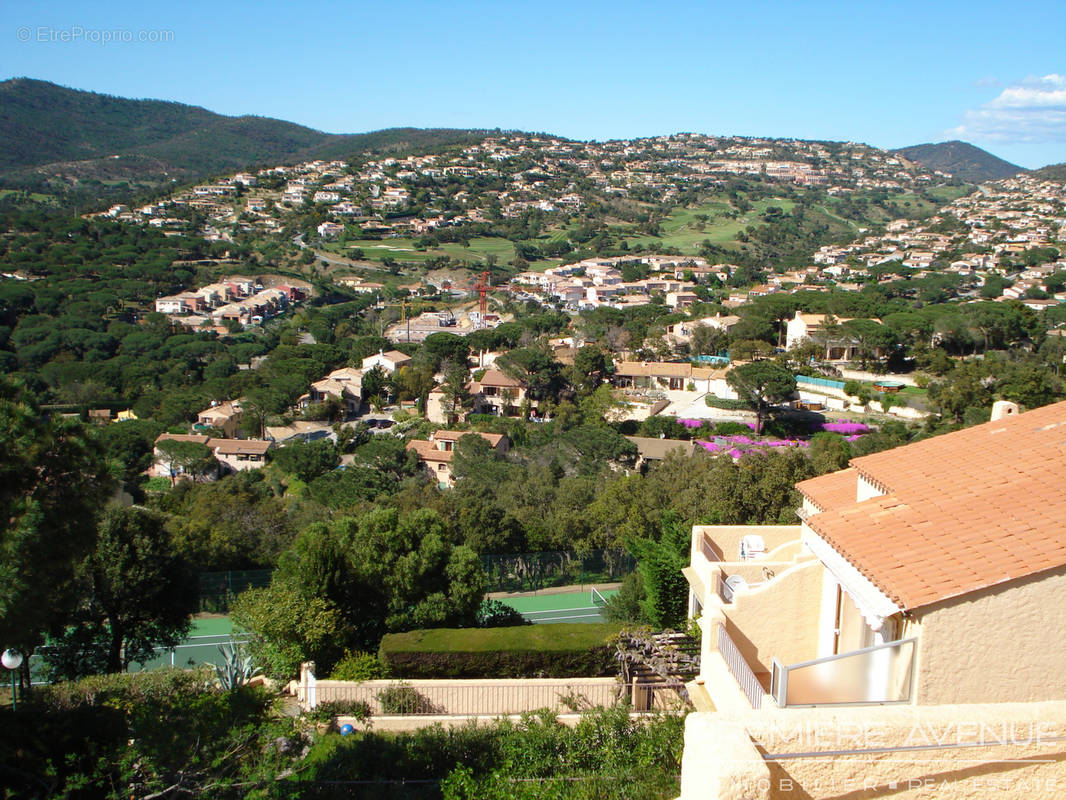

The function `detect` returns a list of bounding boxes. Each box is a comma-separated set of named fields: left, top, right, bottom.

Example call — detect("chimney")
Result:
left=990, top=400, right=1020, bottom=421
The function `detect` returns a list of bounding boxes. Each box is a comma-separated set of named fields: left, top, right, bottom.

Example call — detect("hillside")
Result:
left=892, top=140, right=1023, bottom=183
left=1030, top=163, right=1066, bottom=182
left=0, top=78, right=490, bottom=195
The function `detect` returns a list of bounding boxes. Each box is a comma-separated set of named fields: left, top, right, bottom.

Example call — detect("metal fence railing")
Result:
left=717, top=624, right=763, bottom=709
left=797, top=375, right=846, bottom=391
left=311, top=679, right=685, bottom=716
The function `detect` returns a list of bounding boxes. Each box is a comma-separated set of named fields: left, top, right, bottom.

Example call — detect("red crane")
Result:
left=474, top=270, right=491, bottom=314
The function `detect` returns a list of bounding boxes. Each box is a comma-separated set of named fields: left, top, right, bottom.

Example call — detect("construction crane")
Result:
left=473, top=270, right=491, bottom=314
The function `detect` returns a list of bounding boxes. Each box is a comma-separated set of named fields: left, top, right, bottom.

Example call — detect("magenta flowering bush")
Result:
left=821, top=420, right=870, bottom=435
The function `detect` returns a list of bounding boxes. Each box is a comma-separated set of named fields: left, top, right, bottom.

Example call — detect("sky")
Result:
left=2, top=0, right=1065, bottom=168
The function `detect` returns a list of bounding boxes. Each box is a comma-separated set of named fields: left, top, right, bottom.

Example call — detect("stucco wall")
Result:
left=692, top=525, right=802, bottom=565
left=915, top=565, right=1066, bottom=705
left=721, top=559, right=824, bottom=675
left=304, top=676, right=628, bottom=715
left=680, top=702, right=1066, bottom=800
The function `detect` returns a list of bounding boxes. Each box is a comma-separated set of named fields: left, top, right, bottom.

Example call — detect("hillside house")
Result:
left=361, top=349, right=413, bottom=374
left=151, top=434, right=273, bottom=480
left=684, top=399, right=1066, bottom=712
left=212, top=439, right=272, bottom=473
left=784, top=310, right=867, bottom=361
left=298, top=367, right=364, bottom=415
left=470, top=368, right=531, bottom=417
left=406, top=430, right=510, bottom=488
left=195, top=400, right=243, bottom=438
left=613, top=361, right=736, bottom=398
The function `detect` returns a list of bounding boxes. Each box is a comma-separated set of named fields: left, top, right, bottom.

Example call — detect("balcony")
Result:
left=771, top=638, right=916, bottom=707
left=686, top=524, right=807, bottom=612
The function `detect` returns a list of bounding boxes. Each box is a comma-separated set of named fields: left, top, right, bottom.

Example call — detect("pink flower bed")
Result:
left=821, top=420, right=870, bottom=435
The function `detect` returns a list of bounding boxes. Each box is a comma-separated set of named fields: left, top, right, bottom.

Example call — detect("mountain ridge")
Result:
left=891, top=140, right=1024, bottom=183
left=0, top=78, right=491, bottom=192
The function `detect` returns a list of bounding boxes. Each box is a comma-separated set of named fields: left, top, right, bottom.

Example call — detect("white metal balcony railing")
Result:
left=770, top=638, right=917, bottom=707
left=717, top=624, right=763, bottom=709
left=699, top=533, right=720, bottom=563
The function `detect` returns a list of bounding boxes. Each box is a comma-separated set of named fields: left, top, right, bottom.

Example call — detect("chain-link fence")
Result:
left=481, top=548, right=635, bottom=594
left=198, top=569, right=273, bottom=612
left=27, top=634, right=252, bottom=686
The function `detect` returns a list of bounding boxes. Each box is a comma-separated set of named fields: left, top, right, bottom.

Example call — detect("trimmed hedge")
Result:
left=703, top=396, right=752, bottom=410
left=379, top=623, right=622, bottom=678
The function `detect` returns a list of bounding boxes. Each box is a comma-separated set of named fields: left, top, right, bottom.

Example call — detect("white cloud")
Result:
left=950, top=73, right=1066, bottom=143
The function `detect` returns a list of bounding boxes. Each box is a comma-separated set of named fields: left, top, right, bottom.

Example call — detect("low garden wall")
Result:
left=680, top=702, right=1066, bottom=799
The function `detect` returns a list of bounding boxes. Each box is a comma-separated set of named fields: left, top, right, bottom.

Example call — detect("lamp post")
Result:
left=2, top=649, right=23, bottom=711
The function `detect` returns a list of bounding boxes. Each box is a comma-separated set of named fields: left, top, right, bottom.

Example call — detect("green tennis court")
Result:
left=129, top=616, right=243, bottom=672
left=498, top=587, right=618, bottom=624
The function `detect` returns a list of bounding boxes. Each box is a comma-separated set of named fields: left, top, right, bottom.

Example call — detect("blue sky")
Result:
left=3, top=0, right=1064, bottom=168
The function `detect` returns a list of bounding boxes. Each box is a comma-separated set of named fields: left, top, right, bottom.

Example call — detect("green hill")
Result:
left=0, top=78, right=489, bottom=189
left=892, top=140, right=1023, bottom=183
left=1030, top=163, right=1066, bottom=182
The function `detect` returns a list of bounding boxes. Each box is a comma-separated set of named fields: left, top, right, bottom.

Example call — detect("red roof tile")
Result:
left=797, top=401, right=1066, bottom=610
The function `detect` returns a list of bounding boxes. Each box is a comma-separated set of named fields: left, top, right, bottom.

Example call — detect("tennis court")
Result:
left=496, top=586, right=618, bottom=624
left=130, top=616, right=246, bottom=672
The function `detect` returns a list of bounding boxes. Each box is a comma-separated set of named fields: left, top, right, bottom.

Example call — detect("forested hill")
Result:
left=0, top=78, right=490, bottom=187
left=1031, top=163, right=1066, bottom=182
left=892, top=140, right=1024, bottom=183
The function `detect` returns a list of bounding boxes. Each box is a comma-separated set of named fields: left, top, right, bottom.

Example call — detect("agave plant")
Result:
left=214, top=640, right=261, bottom=690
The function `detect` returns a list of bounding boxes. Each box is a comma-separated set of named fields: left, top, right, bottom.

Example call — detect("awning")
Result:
left=802, top=529, right=900, bottom=630
left=682, top=566, right=708, bottom=604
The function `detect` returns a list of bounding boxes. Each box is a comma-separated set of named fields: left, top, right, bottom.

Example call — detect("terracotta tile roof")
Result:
left=212, top=439, right=272, bottom=456
left=406, top=439, right=452, bottom=463
left=472, top=368, right=524, bottom=389
left=155, top=433, right=211, bottom=446
left=624, top=436, right=700, bottom=460
left=616, top=361, right=693, bottom=379
left=798, top=401, right=1066, bottom=611
left=797, top=467, right=858, bottom=512
left=432, top=430, right=506, bottom=447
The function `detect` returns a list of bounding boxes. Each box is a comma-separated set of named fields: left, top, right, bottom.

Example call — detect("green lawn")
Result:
left=328, top=236, right=517, bottom=266
left=624, top=197, right=796, bottom=253
left=382, top=623, right=622, bottom=653
left=0, top=189, right=56, bottom=203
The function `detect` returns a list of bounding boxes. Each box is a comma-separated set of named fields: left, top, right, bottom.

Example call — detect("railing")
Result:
left=310, top=679, right=684, bottom=716
left=699, top=532, right=721, bottom=562
left=717, top=572, right=733, bottom=603
left=770, top=638, right=916, bottom=707
left=796, top=375, right=846, bottom=391
left=717, top=625, right=763, bottom=709
left=28, top=634, right=252, bottom=685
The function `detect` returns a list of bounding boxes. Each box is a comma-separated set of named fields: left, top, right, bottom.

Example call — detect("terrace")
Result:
left=685, top=525, right=915, bottom=712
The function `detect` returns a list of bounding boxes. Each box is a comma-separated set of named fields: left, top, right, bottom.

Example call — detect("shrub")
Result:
left=709, top=420, right=751, bottom=435
left=703, top=396, right=751, bottom=411
left=11, top=670, right=282, bottom=798
left=329, top=650, right=389, bottom=681
left=305, top=698, right=373, bottom=724
left=376, top=682, right=441, bottom=714
left=379, top=624, right=621, bottom=678
left=477, top=598, right=530, bottom=628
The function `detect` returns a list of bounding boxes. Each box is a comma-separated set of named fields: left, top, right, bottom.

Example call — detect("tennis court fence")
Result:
left=28, top=634, right=252, bottom=686
left=197, top=551, right=636, bottom=612
left=482, top=548, right=635, bottom=594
